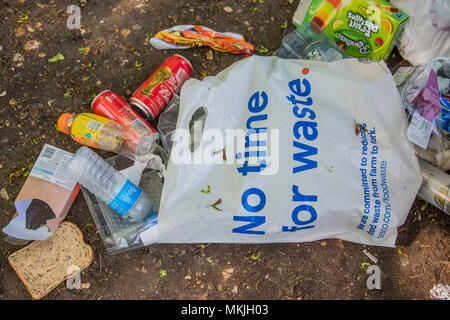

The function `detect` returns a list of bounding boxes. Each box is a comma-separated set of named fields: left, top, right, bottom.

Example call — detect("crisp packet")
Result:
left=150, top=25, right=253, bottom=56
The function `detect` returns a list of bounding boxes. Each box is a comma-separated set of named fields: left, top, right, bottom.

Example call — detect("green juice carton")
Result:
left=293, top=0, right=408, bottom=61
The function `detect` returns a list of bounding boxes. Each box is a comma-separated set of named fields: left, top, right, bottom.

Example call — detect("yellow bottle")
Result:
left=57, top=112, right=159, bottom=158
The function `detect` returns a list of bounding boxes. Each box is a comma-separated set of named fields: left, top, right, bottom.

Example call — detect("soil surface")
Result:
left=0, top=0, right=449, bottom=301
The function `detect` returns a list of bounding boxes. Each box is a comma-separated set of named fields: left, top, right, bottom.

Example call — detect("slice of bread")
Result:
left=8, top=221, right=94, bottom=299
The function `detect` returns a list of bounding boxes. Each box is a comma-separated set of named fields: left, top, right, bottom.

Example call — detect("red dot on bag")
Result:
left=302, top=68, right=309, bottom=75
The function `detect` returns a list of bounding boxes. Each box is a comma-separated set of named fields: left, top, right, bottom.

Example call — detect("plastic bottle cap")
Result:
left=57, top=113, right=75, bottom=134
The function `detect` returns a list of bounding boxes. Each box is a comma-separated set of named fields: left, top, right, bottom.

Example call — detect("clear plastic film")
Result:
left=417, top=158, right=450, bottom=215
left=81, top=155, right=163, bottom=254
left=395, top=57, right=450, bottom=171
left=275, top=23, right=350, bottom=62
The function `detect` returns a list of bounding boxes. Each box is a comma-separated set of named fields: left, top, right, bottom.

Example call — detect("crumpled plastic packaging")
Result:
left=395, top=57, right=450, bottom=171
left=150, top=25, right=253, bottom=56
left=429, top=284, right=450, bottom=300
left=391, top=0, right=450, bottom=66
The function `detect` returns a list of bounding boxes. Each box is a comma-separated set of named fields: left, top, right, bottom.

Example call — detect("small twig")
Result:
left=363, top=249, right=379, bottom=264
left=9, top=71, right=23, bottom=83
left=99, top=253, right=102, bottom=276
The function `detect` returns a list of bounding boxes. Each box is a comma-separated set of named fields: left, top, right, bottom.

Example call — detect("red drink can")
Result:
left=92, top=90, right=157, bottom=133
left=130, top=54, right=192, bottom=121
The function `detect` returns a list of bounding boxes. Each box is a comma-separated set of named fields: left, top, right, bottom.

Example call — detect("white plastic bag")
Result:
left=391, top=0, right=450, bottom=66
left=157, top=56, right=422, bottom=247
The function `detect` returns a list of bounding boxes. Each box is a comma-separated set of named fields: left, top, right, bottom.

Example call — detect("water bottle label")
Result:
left=107, top=179, right=143, bottom=216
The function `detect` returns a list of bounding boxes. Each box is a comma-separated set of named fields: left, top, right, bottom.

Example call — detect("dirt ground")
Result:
left=0, top=0, right=449, bottom=301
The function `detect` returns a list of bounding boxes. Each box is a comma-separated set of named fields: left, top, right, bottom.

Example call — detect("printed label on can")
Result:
left=131, top=55, right=192, bottom=119
left=141, top=67, right=172, bottom=97
left=107, top=179, right=143, bottom=216
left=71, top=113, right=112, bottom=142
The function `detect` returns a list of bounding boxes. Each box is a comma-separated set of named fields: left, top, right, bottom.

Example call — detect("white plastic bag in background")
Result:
left=391, top=0, right=450, bottom=66
left=157, top=56, right=422, bottom=247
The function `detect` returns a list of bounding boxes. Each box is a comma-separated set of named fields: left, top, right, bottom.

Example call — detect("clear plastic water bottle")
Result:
left=65, top=146, right=157, bottom=222
left=275, top=23, right=348, bottom=62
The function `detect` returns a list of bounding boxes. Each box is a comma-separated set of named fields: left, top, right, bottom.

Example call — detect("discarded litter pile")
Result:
left=3, top=55, right=192, bottom=254
left=157, top=55, right=422, bottom=246
left=2, top=0, right=449, bottom=299
left=395, top=57, right=450, bottom=214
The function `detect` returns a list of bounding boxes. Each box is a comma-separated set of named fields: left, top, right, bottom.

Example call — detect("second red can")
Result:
left=130, top=55, right=192, bottom=121
left=92, top=90, right=157, bottom=133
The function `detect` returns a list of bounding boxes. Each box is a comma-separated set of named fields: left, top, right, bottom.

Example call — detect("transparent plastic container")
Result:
left=65, top=146, right=157, bottom=223
left=275, top=23, right=349, bottom=62
left=157, top=94, right=180, bottom=153
left=80, top=155, right=163, bottom=254
left=418, top=158, right=450, bottom=215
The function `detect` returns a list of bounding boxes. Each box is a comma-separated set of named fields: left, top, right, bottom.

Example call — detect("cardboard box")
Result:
left=293, top=0, right=408, bottom=61
left=2, top=144, right=79, bottom=240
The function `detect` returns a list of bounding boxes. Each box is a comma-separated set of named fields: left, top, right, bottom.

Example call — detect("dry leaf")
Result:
left=120, top=29, right=131, bottom=38
left=24, top=40, right=41, bottom=51
left=15, top=27, right=26, bottom=37
left=221, top=268, right=234, bottom=282
left=206, top=49, right=213, bottom=60
left=0, top=187, right=9, bottom=201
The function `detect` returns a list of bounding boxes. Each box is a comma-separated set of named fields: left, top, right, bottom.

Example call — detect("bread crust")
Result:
left=8, top=221, right=94, bottom=300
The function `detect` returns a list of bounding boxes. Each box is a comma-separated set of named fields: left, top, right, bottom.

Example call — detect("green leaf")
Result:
left=78, top=48, right=88, bottom=55
left=258, top=45, right=269, bottom=54
left=251, top=252, right=261, bottom=260
left=39, top=224, right=51, bottom=233
left=206, top=198, right=223, bottom=211
left=321, top=161, right=333, bottom=173
left=17, top=11, right=29, bottom=23
left=63, top=91, right=71, bottom=98
left=23, top=164, right=33, bottom=177
left=48, top=53, right=65, bottom=63
left=420, top=201, right=429, bottom=211
left=159, top=269, right=167, bottom=278
left=201, top=185, right=211, bottom=194
left=361, top=262, right=371, bottom=271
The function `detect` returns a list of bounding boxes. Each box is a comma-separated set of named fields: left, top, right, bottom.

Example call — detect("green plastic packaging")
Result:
left=295, top=0, right=408, bottom=61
